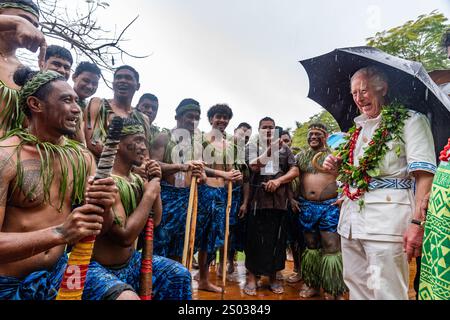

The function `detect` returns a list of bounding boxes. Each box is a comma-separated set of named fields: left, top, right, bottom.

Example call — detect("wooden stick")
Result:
left=139, top=213, right=154, bottom=300
left=182, top=177, right=197, bottom=267
left=188, top=186, right=199, bottom=270
left=56, top=116, right=123, bottom=300
left=222, top=181, right=233, bottom=287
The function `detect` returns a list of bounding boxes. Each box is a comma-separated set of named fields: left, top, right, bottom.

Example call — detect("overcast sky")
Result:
left=54, top=0, right=450, bottom=133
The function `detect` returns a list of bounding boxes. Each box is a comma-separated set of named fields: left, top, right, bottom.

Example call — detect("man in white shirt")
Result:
left=324, top=66, right=435, bottom=300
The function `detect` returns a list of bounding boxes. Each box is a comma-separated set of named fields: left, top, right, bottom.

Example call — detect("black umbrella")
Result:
left=299, top=46, right=450, bottom=159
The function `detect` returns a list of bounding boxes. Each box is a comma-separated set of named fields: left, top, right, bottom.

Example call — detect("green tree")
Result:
left=366, top=10, right=450, bottom=71
left=292, top=109, right=340, bottom=151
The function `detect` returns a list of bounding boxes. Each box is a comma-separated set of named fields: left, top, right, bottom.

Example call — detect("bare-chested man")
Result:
left=0, top=0, right=46, bottom=136
left=84, top=65, right=150, bottom=160
left=150, top=98, right=220, bottom=291
left=0, top=68, right=137, bottom=300
left=92, top=118, right=192, bottom=300
left=292, top=123, right=346, bottom=300
left=201, top=104, right=243, bottom=288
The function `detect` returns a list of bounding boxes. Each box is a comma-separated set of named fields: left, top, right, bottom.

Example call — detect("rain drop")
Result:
left=425, top=88, right=429, bottom=101
left=327, top=88, right=330, bottom=95
left=335, top=54, right=338, bottom=62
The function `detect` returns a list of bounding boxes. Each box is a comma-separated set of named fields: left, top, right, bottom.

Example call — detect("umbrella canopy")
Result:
left=299, top=46, right=450, bottom=159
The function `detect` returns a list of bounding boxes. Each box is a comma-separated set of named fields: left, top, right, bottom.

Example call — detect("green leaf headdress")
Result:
left=0, top=1, right=40, bottom=19
left=1, top=70, right=92, bottom=211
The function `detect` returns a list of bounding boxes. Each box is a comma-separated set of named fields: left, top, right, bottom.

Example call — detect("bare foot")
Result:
left=323, top=292, right=335, bottom=300
left=323, top=292, right=346, bottom=300
left=198, top=280, right=223, bottom=293
left=299, top=283, right=320, bottom=298
left=193, top=272, right=200, bottom=281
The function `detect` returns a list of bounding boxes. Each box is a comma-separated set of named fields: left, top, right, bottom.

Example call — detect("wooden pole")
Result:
left=182, top=177, right=197, bottom=267
left=222, top=181, right=233, bottom=287
left=139, top=213, right=154, bottom=300
left=188, top=186, right=199, bottom=270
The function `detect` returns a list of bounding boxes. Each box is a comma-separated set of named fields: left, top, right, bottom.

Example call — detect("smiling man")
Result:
left=84, top=65, right=150, bottom=160
left=293, top=123, right=346, bottom=300
left=40, top=45, right=73, bottom=81
left=0, top=68, right=138, bottom=300
left=92, top=118, right=192, bottom=300
left=200, top=104, right=243, bottom=291
left=72, top=61, right=101, bottom=111
left=67, top=61, right=102, bottom=145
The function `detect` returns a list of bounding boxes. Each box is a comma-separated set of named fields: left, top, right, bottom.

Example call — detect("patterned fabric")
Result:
left=0, top=254, right=129, bottom=300
left=407, top=162, right=437, bottom=175
left=104, top=251, right=192, bottom=300
left=154, top=182, right=211, bottom=257
left=299, top=197, right=340, bottom=232
left=368, top=177, right=413, bottom=190
left=199, top=185, right=227, bottom=252
left=419, top=160, right=450, bottom=300
left=229, top=185, right=242, bottom=226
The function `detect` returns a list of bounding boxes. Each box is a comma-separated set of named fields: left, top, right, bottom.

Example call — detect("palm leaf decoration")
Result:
left=112, top=173, right=144, bottom=226
left=0, top=81, right=24, bottom=132
left=1, top=129, right=92, bottom=211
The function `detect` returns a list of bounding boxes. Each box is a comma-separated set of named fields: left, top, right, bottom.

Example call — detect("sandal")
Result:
left=243, top=283, right=257, bottom=296
left=269, top=282, right=284, bottom=294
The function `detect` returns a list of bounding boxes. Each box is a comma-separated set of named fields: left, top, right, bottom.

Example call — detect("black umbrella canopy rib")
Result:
left=299, top=46, right=450, bottom=159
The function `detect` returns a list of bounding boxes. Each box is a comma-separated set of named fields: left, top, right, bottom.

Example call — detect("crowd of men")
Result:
left=0, top=0, right=449, bottom=301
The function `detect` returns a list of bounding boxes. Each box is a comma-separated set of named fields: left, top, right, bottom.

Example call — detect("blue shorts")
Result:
left=104, top=251, right=192, bottom=300
left=0, top=254, right=130, bottom=300
left=299, top=197, right=340, bottom=233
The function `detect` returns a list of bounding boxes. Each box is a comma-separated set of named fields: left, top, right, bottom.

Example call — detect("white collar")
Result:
left=354, top=112, right=382, bottom=126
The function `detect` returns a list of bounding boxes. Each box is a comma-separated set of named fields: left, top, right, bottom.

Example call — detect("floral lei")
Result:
left=439, top=138, right=450, bottom=162
left=336, top=102, right=410, bottom=204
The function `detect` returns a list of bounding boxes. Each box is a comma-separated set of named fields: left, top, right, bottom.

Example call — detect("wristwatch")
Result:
left=410, top=219, right=426, bottom=228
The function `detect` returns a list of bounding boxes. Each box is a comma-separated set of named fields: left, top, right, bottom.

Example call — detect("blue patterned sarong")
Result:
left=199, top=185, right=227, bottom=252
left=229, top=185, right=242, bottom=227
left=298, top=197, right=340, bottom=233
left=104, top=250, right=192, bottom=300
left=155, top=182, right=211, bottom=257
left=0, top=254, right=130, bottom=300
